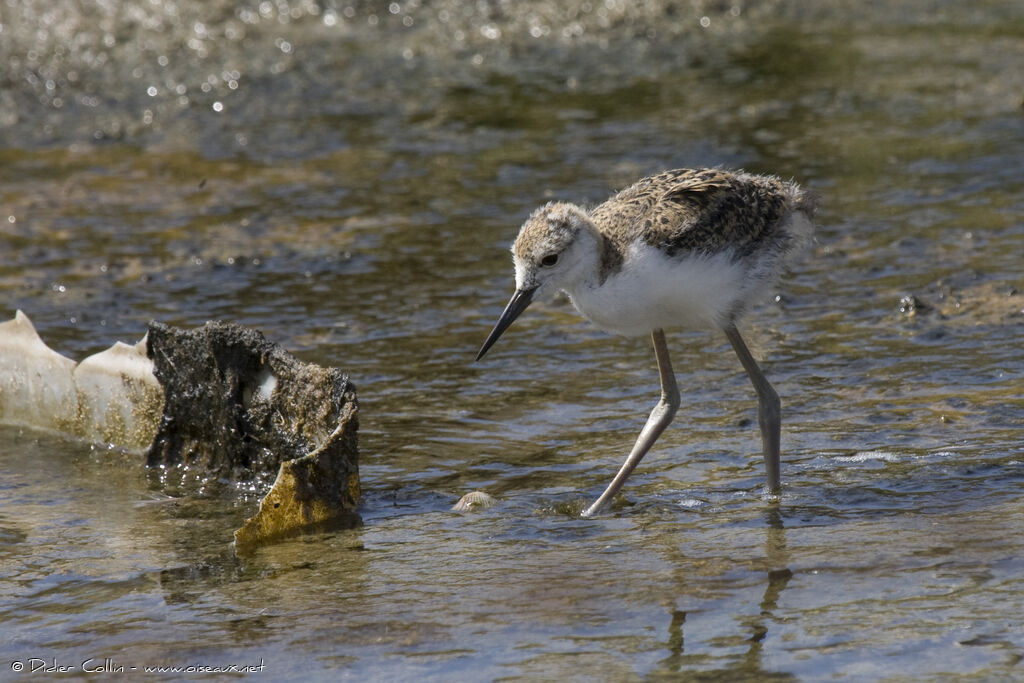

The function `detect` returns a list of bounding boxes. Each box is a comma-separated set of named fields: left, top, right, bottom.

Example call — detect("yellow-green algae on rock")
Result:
left=235, top=400, right=360, bottom=548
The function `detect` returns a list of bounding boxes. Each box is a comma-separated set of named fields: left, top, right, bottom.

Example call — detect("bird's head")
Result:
left=477, top=202, right=599, bottom=361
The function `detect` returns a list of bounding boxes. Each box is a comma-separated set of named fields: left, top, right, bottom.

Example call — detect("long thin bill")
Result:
left=475, top=288, right=536, bottom=361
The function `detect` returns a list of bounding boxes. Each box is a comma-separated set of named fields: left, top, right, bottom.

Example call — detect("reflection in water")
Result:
left=663, top=609, right=687, bottom=672
left=659, top=505, right=794, bottom=680
left=738, top=506, right=794, bottom=679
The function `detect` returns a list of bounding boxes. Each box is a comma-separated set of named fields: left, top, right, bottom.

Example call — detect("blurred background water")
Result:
left=1, top=0, right=1022, bottom=679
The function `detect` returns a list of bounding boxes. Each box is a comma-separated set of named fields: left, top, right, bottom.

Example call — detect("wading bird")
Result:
left=476, top=168, right=815, bottom=516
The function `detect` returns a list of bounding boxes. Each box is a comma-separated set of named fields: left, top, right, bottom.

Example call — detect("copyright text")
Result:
left=9, top=658, right=266, bottom=674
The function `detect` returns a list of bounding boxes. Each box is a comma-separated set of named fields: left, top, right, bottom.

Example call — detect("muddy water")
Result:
left=1, top=0, right=1022, bottom=679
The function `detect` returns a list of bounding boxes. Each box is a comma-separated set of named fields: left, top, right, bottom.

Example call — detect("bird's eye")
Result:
left=540, top=254, right=559, bottom=267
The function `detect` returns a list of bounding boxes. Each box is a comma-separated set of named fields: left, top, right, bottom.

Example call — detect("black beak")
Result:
left=475, top=287, right=536, bottom=361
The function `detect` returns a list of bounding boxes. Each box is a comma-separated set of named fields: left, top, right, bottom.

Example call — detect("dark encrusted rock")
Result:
left=145, top=320, right=358, bottom=487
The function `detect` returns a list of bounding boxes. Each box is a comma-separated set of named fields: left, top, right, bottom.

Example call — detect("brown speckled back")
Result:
left=589, top=168, right=814, bottom=263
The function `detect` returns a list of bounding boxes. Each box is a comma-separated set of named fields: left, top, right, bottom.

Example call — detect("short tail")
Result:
left=781, top=180, right=817, bottom=251
left=792, top=183, right=820, bottom=220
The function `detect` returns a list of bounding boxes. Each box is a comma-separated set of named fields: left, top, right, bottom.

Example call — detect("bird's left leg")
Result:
left=581, top=329, right=680, bottom=517
left=724, top=326, right=781, bottom=493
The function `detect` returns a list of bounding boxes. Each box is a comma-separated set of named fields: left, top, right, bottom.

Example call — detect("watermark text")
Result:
left=9, top=657, right=266, bottom=675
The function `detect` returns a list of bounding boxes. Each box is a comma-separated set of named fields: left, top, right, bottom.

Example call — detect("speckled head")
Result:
left=476, top=202, right=600, bottom=361
left=511, top=202, right=597, bottom=293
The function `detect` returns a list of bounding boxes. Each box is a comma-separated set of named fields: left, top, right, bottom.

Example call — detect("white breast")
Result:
left=566, top=244, right=754, bottom=336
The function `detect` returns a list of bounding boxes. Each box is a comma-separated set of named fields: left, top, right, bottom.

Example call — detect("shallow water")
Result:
left=1, top=0, right=1023, bottom=679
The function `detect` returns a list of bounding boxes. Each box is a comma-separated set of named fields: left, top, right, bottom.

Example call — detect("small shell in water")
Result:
left=452, top=491, right=498, bottom=512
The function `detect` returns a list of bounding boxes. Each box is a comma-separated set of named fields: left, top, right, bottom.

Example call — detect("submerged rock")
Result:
left=898, top=294, right=928, bottom=317
left=897, top=282, right=1024, bottom=325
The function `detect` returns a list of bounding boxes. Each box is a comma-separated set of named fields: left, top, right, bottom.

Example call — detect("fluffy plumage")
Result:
left=477, top=167, right=818, bottom=513
left=511, top=168, right=814, bottom=335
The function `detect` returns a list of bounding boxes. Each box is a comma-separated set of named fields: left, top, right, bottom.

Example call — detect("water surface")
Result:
left=1, top=0, right=1022, bottom=679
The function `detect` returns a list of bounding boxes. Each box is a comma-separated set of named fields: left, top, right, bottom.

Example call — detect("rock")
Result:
left=144, top=320, right=361, bottom=547
left=898, top=278, right=1024, bottom=326
left=898, top=294, right=927, bottom=317
left=145, top=320, right=358, bottom=484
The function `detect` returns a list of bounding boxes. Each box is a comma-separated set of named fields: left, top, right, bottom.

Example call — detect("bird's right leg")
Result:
left=724, top=325, right=781, bottom=493
left=581, top=329, right=680, bottom=517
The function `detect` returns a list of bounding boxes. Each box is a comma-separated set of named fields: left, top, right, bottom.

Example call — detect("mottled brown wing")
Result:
left=646, top=171, right=789, bottom=258
left=589, top=169, right=707, bottom=243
